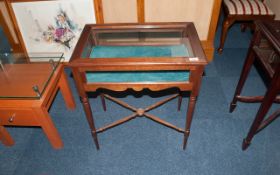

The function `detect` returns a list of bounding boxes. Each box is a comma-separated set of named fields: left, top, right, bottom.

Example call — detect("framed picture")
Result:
left=10, top=0, right=96, bottom=62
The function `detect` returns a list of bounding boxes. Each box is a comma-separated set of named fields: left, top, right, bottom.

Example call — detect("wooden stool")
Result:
left=230, top=20, right=280, bottom=150
left=217, top=0, right=275, bottom=53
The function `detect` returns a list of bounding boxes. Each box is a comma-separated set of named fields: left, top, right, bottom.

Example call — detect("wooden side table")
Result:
left=0, top=53, right=75, bottom=149
left=69, top=22, right=207, bottom=150
left=230, top=20, right=280, bottom=150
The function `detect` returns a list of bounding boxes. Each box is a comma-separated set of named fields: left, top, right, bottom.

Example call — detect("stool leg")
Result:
left=217, top=18, right=235, bottom=54
left=242, top=71, right=280, bottom=150
left=80, top=97, right=100, bottom=150
left=229, top=50, right=256, bottom=112
left=229, top=29, right=263, bottom=112
left=183, top=95, right=197, bottom=150
left=240, top=23, right=247, bottom=32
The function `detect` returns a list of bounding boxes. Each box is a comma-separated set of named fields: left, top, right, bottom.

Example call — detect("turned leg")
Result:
left=100, top=93, right=107, bottom=111
left=0, top=125, right=14, bottom=146
left=241, top=23, right=255, bottom=33
left=34, top=108, right=63, bottom=149
left=183, top=95, right=197, bottom=150
left=178, top=93, right=182, bottom=111
left=59, top=68, right=76, bottom=110
left=80, top=97, right=100, bottom=150
left=217, top=17, right=235, bottom=54
left=71, top=69, right=100, bottom=149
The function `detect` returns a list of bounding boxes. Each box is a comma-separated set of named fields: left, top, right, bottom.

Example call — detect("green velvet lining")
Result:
left=89, top=45, right=189, bottom=58
left=87, top=45, right=189, bottom=83
left=86, top=71, right=189, bottom=82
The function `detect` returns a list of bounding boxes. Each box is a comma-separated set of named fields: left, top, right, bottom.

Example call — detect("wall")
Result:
left=265, top=0, right=280, bottom=20
left=0, top=1, right=22, bottom=52
left=1, top=0, right=221, bottom=61
left=145, top=0, right=214, bottom=41
left=99, top=0, right=221, bottom=61
left=102, top=0, right=215, bottom=40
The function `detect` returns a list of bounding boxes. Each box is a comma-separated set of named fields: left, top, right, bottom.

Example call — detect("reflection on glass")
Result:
left=0, top=53, right=63, bottom=99
left=81, top=31, right=194, bottom=58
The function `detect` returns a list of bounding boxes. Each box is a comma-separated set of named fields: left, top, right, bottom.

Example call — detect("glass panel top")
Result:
left=0, top=53, right=63, bottom=99
left=82, top=31, right=193, bottom=59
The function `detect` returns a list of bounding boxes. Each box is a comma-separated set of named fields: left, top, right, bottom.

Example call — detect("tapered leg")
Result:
left=0, top=126, right=14, bottom=146
left=58, top=68, right=76, bottom=110
left=178, top=94, right=182, bottom=111
left=229, top=50, right=256, bottom=112
left=240, top=23, right=247, bottom=32
left=240, top=23, right=254, bottom=33
left=242, top=72, right=280, bottom=150
left=100, top=94, right=107, bottom=111
left=217, top=18, right=235, bottom=54
left=183, top=96, right=197, bottom=150
left=80, top=97, right=100, bottom=150
left=229, top=29, right=263, bottom=112
left=34, top=108, right=63, bottom=149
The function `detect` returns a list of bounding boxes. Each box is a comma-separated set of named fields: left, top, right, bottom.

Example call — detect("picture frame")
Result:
left=9, top=0, right=96, bottom=62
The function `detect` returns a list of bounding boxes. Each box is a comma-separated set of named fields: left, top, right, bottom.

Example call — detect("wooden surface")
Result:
left=137, top=0, right=144, bottom=23
left=0, top=65, right=76, bottom=149
left=2, top=0, right=28, bottom=54
left=94, top=0, right=104, bottom=24
left=0, top=64, right=53, bottom=97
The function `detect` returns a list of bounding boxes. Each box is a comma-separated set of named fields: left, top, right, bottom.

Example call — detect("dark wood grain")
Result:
left=229, top=21, right=280, bottom=150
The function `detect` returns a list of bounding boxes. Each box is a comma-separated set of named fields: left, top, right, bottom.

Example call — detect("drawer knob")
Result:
left=8, top=113, right=16, bottom=123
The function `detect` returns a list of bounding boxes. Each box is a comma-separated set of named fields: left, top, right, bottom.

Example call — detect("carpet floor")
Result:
left=0, top=20, right=279, bottom=175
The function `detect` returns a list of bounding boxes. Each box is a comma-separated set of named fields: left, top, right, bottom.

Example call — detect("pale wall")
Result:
left=102, top=0, right=215, bottom=40
left=265, top=0, right=280, bottom=20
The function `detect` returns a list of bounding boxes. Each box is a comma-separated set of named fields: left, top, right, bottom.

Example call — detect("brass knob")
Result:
left=8, top=113, right=16, bottom=123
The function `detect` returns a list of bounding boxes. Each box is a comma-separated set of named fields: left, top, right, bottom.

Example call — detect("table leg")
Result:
left=100, top=94, right=107, bottom=111
left=71, top=69, right=100, bottom=149
left=80, top=97, right=100, bottom=150
left=34, top=108, right=63, bottom=149
left=242, top=73, right=280, bottom=150
left=0, top=125, right=14, bottom=146
left=58, top=69, right=76, bottom=110
left=178, top=94, right=182, bottom=111
left=183, top=95, right=197, bottom=150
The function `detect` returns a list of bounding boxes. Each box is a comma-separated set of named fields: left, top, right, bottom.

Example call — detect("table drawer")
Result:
left=0, top=109, right=38, bottom=126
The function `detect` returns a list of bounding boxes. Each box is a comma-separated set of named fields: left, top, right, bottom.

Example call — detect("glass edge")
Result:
left=37, top=53, right=64, bottom=98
